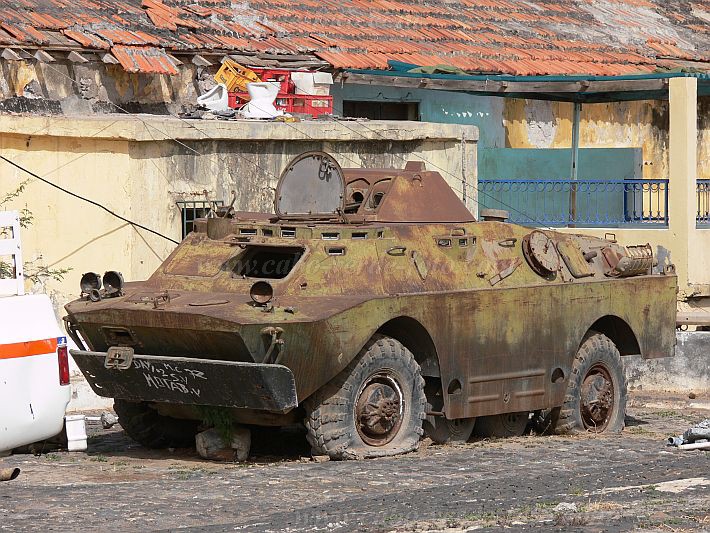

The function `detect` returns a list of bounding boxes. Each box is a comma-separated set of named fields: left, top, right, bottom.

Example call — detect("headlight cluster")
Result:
left=80, top=271, right=124, bottom=301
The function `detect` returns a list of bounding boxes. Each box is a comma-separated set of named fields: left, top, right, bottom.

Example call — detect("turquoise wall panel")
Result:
left=478, top=148, right=643, bottom=225
left=478, top=148, right=642, bottom=180
left=331, top=84, right=505, bottom=147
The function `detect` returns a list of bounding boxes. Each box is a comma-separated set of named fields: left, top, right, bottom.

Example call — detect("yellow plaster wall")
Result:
left=0, top=131, right=134, bottom=310
left=699, top=97, right=710, bottom=183
left=0, top=115, right=478, bottom=315
left=503, top=98, right=673, bottom=179
left=503, top=97, right=710, bottom=182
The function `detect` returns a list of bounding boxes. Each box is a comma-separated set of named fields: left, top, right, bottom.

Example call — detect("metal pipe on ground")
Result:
left=0, top=468, right=20, bottom=481
left=676, top=312, right=710, bottom=327
left=677, top=442, right=710, bottom=451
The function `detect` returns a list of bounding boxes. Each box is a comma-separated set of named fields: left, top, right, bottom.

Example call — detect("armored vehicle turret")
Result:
left=65, top=152, right=677, bottom=458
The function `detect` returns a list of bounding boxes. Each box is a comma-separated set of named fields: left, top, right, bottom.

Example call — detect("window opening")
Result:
left=176, top=200, right=223, bottom=238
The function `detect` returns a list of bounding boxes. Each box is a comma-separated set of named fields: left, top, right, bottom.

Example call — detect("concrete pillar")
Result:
left=668, top=77, right=697, bottom=293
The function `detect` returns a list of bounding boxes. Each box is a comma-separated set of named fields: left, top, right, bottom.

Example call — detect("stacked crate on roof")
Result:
left=226, top=66, right=334, bottom=118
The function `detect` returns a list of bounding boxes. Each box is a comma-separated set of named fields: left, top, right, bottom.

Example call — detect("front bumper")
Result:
left=70, top=350, right=298, bottom=412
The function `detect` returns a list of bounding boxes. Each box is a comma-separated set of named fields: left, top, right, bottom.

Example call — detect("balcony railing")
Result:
left=697, top=179, right=710, bottom=228
left=477, top=179, right=669, bottom=228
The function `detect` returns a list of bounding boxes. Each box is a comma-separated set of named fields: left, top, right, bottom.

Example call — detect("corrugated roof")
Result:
left=0, top=0, right=706, bottom=76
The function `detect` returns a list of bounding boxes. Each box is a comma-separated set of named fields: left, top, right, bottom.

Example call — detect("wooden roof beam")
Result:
left=341, top=72, right=669, bottom=95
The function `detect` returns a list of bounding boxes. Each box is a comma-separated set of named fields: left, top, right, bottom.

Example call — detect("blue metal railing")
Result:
left=477, top=179, right=669, bottom=227
left=697, top=180, right=710, bottom=228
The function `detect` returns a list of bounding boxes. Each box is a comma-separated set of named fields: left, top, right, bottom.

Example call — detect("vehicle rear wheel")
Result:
left=554, top=332, right=627, bottom=434
left=473, top=412, right=529, bottom=438
left=304, top=334, right=426, bottom=460
left=114, top=400, right=200, bottom=449
left=424, top=417, right=476, bottom=444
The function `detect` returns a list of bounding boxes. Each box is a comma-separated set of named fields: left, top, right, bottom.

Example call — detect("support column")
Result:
left=569, top=101, right=581, bottom=225
left=668, top=77, right=697, bottom=293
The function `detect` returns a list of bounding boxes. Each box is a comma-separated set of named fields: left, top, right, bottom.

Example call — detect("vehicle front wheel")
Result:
left=553, top=332, right=628, bottom=434
left=114, top=400, right=200, bottom=449
left=304, top=335, right=426, bottom=460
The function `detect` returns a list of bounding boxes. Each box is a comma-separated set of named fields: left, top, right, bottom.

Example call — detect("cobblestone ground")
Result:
left=1, top=393, right=708, bottom=532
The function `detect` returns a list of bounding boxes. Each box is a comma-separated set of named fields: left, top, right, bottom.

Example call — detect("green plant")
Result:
left=1, top=180, right=71, bottom=284
left=198, top=406, right=235, bottom=443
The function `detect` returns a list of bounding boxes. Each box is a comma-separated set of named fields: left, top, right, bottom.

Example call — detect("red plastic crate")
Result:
left=292, top=95, right=333, bottom=117
left=251, top=68, right=294, bottom=94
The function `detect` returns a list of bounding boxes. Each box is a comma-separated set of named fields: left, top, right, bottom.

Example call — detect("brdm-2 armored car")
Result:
left=65, top=152, right=677, bottom=459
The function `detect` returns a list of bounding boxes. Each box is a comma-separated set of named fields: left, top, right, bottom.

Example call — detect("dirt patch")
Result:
left=0, top=396, right=707, bottom=532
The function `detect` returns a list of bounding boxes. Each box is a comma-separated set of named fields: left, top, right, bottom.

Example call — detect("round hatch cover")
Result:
left=524, top=230, right=561, bottom=275
left=275, top=152, right=344, bottom=217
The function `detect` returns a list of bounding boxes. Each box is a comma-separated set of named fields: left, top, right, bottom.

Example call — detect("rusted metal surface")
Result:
left=71, top=350, right=298, bottom=411
left=580, top=363, right=615, bottom=431
left=355, top=373, right=404, bottom=447
left=65, top=153, right=677, bottom=429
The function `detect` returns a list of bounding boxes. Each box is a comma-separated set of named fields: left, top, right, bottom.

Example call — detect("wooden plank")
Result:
left=342, top=72, right=668, bottom=94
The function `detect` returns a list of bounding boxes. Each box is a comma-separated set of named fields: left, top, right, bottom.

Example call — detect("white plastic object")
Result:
left=242, top=81, right=283, bottom=119
left=291, top=72, right=333, bottom=96
left=65, top=414, right=88, bottom=452
left=196, top=83, right=230, bottom=112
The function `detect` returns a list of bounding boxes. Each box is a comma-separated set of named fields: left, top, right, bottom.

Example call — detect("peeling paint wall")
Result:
left=0, top=116, right=477, bottom=308
left=502, top=98, right=673, bottom=179
left=0, top=59, right=208, bottom=115
left=699, top=97, right=710, bottom=181
left=502, top=96, right=710, bottom=181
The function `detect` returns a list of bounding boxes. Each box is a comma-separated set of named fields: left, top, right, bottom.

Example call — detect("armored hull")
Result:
left=65, top=152, right=677, bottom=458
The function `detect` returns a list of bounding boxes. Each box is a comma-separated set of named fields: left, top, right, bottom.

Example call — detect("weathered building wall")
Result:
left=503, top=97, right=710, bottom=181
left=0, top=115, right=478, bottom=309
left=625, top=332, right=710, bottom=394
left=0, top=58, right=207, bottom=115
left=331, top=84, right=506, bottom=148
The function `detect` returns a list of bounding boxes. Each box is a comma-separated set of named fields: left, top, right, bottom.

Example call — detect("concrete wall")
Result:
left=0, top=115, right=478, bottom=310
left=625, top=332, right=710, bottom=394
left=331, top=84, right=506, bottom=148
left=334, top=84, right=710, bottom=180
left=0, top=58, right=206, bottom=115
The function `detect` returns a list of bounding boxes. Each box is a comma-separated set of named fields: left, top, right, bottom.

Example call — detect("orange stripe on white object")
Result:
left=0, top=338, right=58, bottom=360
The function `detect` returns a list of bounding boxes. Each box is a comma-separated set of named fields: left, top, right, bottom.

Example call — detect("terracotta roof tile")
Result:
left=0, top=0, right=706, bottom=76
left=111, top=45, right=178, bottom=75
left=62, top=29, right=110, bottom=50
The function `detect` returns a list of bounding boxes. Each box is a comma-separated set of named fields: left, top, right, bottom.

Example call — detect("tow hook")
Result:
left=104, top=346, right=134, bottom=370
left=261, top=326, right=285, bottom=364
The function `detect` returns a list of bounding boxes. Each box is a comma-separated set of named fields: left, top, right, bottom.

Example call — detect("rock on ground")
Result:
left=195, top=427, right=251, bottom=462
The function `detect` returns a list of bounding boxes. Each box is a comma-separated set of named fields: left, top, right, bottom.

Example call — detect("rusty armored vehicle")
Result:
left=65, top=152, right=677, bottom=459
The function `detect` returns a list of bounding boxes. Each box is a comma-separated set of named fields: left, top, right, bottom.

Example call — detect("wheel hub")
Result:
left=581, top=364, right=615, bottom=431
left=355, top=374, right=404, bottom=446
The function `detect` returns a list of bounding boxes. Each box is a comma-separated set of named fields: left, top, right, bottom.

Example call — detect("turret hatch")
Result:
left=275, top=152, right=345, bottom=219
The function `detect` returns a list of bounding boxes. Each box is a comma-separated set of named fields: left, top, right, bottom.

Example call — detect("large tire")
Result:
left=114, top=400, right=200, bottom=449
left=554, top=332, right=628, bottom=434
left=304, top=335, right=426, bottom=460
left=473, top=412, right=529, bottom=438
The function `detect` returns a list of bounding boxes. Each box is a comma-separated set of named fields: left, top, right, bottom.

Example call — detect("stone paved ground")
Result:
left=1, top=393, right=708, bottom=532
